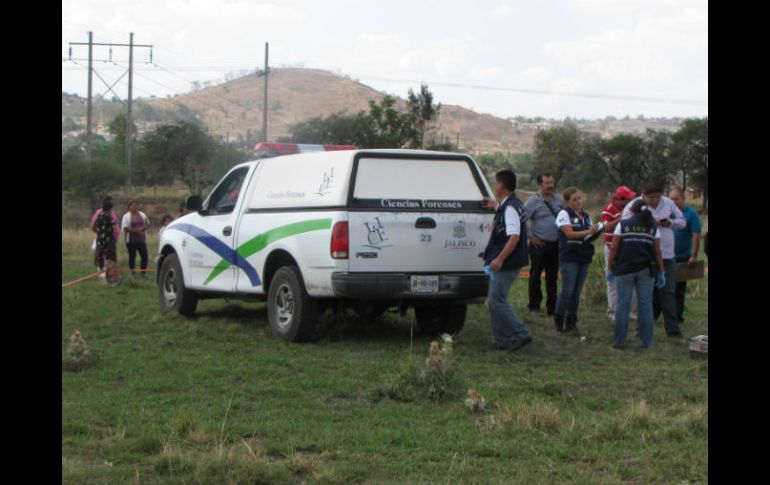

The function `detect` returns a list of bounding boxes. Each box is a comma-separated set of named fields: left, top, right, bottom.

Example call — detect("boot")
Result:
left=554, top=314, right=565, bottom=335
left=565, top=314, right=579, bottom=334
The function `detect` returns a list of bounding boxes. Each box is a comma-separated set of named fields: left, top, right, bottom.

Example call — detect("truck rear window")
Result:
left=353, top=158, right=485, bottom=203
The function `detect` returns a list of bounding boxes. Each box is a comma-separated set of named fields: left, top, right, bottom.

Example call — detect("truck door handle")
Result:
left=415, top=217, right=436, bottom=229
left=223, top=226, right=232, bottom=236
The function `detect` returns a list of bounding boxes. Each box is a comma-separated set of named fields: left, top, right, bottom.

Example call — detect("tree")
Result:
left=531, top=123, right=585, bottom=186
left=595, top=131, right=676, bottom=192
left=366, top=96, right=419, bottom=148
left=284, top=96, right=418, bottom=149
left=595, top=134, right=648, bottom=190
left=407, top=84, right=441, bottom=149
left=671, top=118, right=708, bottom=213
left=642, top=129, right=676, bottom=189
left=62, top=144, right=127, bottom=210
left=134, top=122, right=218, bottom=194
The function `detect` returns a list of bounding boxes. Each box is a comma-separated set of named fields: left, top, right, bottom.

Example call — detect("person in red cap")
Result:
left=601, top=186, right=637, bottom=321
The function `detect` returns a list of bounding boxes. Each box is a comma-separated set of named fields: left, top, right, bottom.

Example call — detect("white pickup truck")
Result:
left=157, top=149, right=495, bottom=341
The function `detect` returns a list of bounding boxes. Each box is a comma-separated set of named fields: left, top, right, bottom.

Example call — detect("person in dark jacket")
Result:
left=554, top=187, right=602, bottom=335
left=607, top=199, right=666, bottom=348
left=481, top=170, right=532, bottom=351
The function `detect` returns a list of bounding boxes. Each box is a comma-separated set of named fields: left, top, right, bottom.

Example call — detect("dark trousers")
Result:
left=528, top=241, right=559, bottom=313
left=675, top=281, right=687, bottom=322
left=654, top=260, right=688, bottom=322
left=652, top=259, right=681, bottom=335
left=126, top=242, right=149, bottom=275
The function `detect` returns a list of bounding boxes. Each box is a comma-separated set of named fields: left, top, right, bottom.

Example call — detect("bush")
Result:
left=382, top=334, right=464, bottom=402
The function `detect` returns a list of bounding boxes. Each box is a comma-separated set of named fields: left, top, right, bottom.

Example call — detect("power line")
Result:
left=347, top=74, right=707, bottom=107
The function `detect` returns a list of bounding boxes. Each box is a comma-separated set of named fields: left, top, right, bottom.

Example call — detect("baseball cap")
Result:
left=614, top=186, right=637, bottom=200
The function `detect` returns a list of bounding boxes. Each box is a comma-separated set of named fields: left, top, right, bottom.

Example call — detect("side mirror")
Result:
left=185, top=195, right=203, bottom=212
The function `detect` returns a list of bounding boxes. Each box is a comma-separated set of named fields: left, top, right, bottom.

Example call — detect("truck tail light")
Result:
left=331, top=221, right=348, bottom=259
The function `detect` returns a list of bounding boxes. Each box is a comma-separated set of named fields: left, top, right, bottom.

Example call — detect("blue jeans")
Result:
left=614, top=268, right=654, bottom=347
left=488, top=268, right=531, bottom=348
left=555, top=261, right=590, bottom=317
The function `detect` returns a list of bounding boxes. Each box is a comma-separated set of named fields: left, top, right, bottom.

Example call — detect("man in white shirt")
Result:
left=481, top=170, right=532, bottom=351
left=622, top=183, right=686, bottom=337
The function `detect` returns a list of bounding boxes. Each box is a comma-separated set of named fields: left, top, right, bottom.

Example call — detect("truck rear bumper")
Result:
left=331, top=272, right=488, bottom=301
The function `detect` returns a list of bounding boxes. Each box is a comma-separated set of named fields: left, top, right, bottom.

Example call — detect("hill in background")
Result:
left=63, top=68, right=685, bottom=154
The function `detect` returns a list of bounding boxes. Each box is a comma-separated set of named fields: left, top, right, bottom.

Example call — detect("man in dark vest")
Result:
left=482, top=170, right=533, bottom=351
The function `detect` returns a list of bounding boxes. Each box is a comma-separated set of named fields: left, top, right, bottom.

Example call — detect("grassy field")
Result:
left=62, top=228, right=708, bottom=484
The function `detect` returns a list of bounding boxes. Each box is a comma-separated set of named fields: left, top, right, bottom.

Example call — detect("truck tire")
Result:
left=415, top=303, right=467, bottom=336
left=158, top=253, right=198, bottom=316
left=267, top=266, right=318, bottom=342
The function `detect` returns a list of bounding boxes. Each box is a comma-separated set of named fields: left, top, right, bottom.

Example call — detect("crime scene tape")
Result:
left=62, top=267, right=706, bottom=289
left=62, top=268, right=156, bottom=288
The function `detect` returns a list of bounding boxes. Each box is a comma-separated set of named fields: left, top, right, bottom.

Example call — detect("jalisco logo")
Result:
left=363, top=217, right=392, bottom=250
left=316, top=167, right=334, bottom=196
left=169, top=218, right=332, bottom=287
left=444, top=220, right=476, bottom=250
left=453, top=220, right=466, bottom=239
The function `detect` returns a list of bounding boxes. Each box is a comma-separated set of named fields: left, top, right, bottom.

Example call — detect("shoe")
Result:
left=553, top=314, right=565, bottom=335
left=528, top=308, right=542, bottom=315
left=666, top=331, right=684, bottom=338
left=509, top=336, right=532, bottom=351
left=564, top=314, right=579, bottom=334
left=612, top=344, right=625, bottom=350
left=607, top=312, right=616, bottom=321
left=629, top=313, right=638, bottom=320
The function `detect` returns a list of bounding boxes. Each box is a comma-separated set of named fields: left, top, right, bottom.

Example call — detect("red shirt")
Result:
left=601, top=200, right=624, bottom=247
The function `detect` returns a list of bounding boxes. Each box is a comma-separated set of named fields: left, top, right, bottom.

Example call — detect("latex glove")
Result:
left=606, top=271, right=615, bottom=284
left=655, top=272, right=666, bottom=289
left=483, top=265, right=494, bottom=281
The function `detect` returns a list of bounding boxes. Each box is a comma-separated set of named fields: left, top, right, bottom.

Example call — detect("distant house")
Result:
left=510, top=120, right=555, bottom=131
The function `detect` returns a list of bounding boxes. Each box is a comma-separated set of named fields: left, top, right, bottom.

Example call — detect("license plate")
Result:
left=410, top=275, right=439, bottom=293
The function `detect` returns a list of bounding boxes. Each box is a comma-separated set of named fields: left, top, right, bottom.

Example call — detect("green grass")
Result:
left=62, top=229, right=708, bottom=484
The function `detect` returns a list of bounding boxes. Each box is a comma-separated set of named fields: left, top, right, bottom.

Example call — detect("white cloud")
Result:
left=489, top=4, right=513, bottom=17
left=543, top=9, right=707, bottom=86
left=575, top=0, right=706, bottom=15
left=522, top=66, right=553, bottom=83
left=326, top=34, right=480, bottom=82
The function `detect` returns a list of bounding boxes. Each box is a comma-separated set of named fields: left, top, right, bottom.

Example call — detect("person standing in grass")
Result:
left=122, top=199, right=151, bottom=277
left=553, top=187, right=602, bottom=335
left=158, top=214, right=174, bottom=252
left=481, top=170, right=533, bottom=352
left=669, top=187, right=702, bottom=323
left=523, top=173, right=564, bottom=316
left=600, top=186, right=638, bottom=321
left=608, top=199, right=666, bottom=349
left=91, top=197, right=118, bottom=284
left=623, top=184, right=686, bottom=338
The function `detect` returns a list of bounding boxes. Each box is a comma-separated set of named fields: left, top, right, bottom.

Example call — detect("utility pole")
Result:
left=126, top=33, right=135, bottom=196
left=68, top=33, right=152, bottom=196
left=261, top=42, right=269, bottom=143
left=86, top=31, right=93, bottom=160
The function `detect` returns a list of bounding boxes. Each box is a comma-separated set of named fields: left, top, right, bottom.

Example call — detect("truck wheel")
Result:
left=267, top=266, right=318, bottom=342
left=158, top=253, right=198, bottom=316
left=415, top=303, right=467, bottom=336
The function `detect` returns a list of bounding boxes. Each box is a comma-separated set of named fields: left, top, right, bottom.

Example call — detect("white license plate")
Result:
left=410, top=275, right=439, bottom=293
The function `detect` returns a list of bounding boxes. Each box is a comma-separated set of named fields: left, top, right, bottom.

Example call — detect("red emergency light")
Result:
left=253, top=143, right=356, bottom=158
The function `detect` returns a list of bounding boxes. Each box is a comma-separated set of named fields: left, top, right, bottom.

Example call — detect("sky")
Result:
left=62, top=0, right=708, bottom=120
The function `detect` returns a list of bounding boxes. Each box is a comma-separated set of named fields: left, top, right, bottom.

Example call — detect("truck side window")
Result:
left=205, top=167, right=249, bottom=215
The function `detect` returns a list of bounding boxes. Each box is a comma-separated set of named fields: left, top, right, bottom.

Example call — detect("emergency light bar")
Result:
left=253, top=143, right=356, bottom=158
